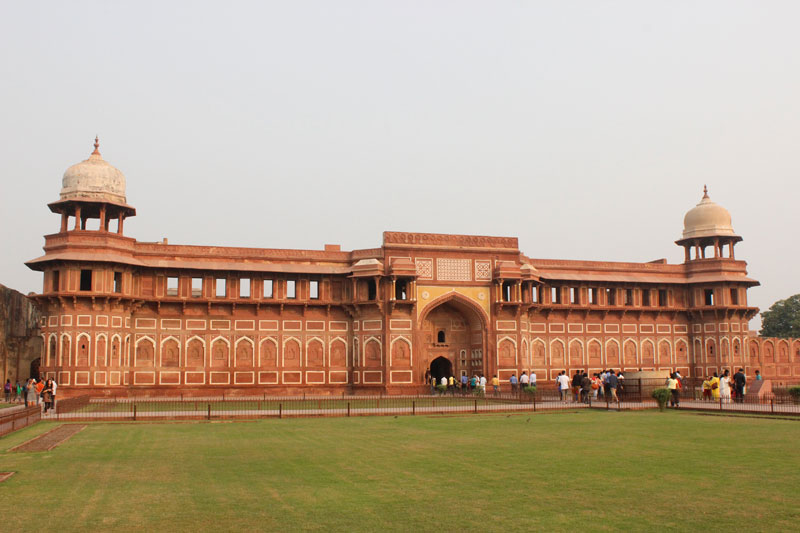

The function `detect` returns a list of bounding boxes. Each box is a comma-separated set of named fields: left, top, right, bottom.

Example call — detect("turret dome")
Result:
left=681, top=186, right=738, bottom=240
left=60, top=137, right=126, bottom=204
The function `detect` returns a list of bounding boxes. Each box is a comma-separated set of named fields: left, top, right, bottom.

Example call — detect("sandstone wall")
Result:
left=0, top=283, right=42, bottom=383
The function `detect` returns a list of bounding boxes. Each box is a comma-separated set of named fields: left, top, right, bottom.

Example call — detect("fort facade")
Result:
left=26, top=140, right=800, bottom=397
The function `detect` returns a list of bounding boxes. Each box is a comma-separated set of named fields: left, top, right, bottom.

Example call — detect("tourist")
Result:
left=14, top=380, right=21, bottom=402
left=702, top=376, right=712, bottom=401
left=710, top=372, right=720, bottom=400
left=733, top=368, right=746, bottom=403
left=25, top=379, right=37, bottom=407
left=440, top=376, right=447, bottom=395
left=429, top=375, right=435, bottom=395
left=35, top=378, right=45, bottom=405
left=50, top=377, right=57, bottom=411
left=461, top=374, right=468, bottom=394
left=667, top=373, right=680, bottom=408
left=571, top=371, right=582, bottom=402
left=606, top=371, right=619, bottom=402
left=42, top=380, right=53, bottom=413
left=3, top=379, right=10, bottom=402
left=719, top=370, right=732, bottom=403
left=556, top=371, right=570, bottom=402
left=755, top=370, right=762, bottom=381
left=529, top=371, right=537, bottom=388
left=520, top=371, right=529, bottom=389
left=479, top=374, right=487, bottom=392
left=580, top=373, right=591, bottom=404
left=591, top=373, right=601, bottom=400
left=448, top=375, right=455, bottom=395
left=510, top=373, right=518, bottom=392
left=491, top=375, right=499, bottom=395
left=616, top=372, right=625, bottom=398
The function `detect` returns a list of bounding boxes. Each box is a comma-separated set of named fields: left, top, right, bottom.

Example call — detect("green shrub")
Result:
left=789, top=386, right=800, bottom=403
left=522, top=385, right=537, bottom=396
left=435, top=384, right=447, bottom=394
left=651, top=388, right=672, bottom=411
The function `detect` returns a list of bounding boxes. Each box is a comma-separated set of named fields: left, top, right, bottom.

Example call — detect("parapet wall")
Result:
left=0, top=283, right=42, bottom=382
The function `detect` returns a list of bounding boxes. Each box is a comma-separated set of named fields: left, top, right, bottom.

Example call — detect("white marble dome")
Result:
left=60, top=138, right=126, bottom=204
left=681, top=187, right=737, bottom=240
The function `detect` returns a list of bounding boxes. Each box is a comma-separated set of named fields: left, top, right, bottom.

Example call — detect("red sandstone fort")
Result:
left=25, top=139, right=800, bottom=397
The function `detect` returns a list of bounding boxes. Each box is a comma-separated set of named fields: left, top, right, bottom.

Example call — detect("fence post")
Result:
left=279, top=403, right=282, bottom=419
left=474, top=399, right=477, bottom=414
left=412, top=400, right=416, bottom=416
left=207, top=403, right=211, bottom=420
left=347, top=402, right=351, bottom=417
left=133, top=404, right=137, bottom=421
left=533, top=395, right=536, bottom=412
left=771, top=398, right=774, bottom=414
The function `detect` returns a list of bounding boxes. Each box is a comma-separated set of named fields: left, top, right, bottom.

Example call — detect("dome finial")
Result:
left=92, top=136, right=100, bottom=156
left=702, top=184, right=709, bottom=199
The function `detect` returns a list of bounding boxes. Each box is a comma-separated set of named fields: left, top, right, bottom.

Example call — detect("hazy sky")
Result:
left=1, top=1, right=798, bottom=329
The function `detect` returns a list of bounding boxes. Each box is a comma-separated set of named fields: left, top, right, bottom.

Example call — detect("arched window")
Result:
left=437, top=330, right=446, bottom=343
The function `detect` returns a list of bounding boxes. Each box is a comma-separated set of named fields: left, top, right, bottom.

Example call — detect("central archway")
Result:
left=418, top=293, right=488, bottom=384
left=429, top=356, right=453, bottom=381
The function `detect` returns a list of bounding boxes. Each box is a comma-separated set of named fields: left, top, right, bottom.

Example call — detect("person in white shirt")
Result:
left=520, top=372, right=529, bottom=387
left=479, top=375, right=487, bottom=392
left=529, top=371, right=537, bottom=387
left=440, top=376, right=447, bottom=387
left=556, top=371, right=570, bottom=402
left=51, top=378, right=58, bottom=411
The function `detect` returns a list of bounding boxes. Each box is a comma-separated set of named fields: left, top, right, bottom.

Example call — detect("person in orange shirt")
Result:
left=35, top=378, right=45, bottom=406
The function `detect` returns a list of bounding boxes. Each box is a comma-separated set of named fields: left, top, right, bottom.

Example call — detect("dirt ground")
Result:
left=11, top=424, right=86, bottom=452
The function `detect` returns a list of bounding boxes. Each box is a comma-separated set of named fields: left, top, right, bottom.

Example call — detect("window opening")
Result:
left=531, top=285, right=539, bottom=303
left=215, top=278, right=227, bottom=298
left=606, top=288, right=616, bottom=306
left=113, top=272, right=122, bottom=293
left=704, top=289, right=714, bottom=306
left=502, top=281, right=513, bottom=302
left=52, top=270, right=61, bottom=292
left=240, top=278, right=251, bottom=298
left=730, top=288, right=738, bottom=305
left=437, top=330, right=446, bottom=343
left=658, top=289, right=667, bottom=307
left=395, top=280, right=408, bottom=300
left=80, top=269, right=92, bottom=291
left=263, top=279, right=273, bottom=298
left=625, top=289, right=633, bottom=306
left=309, top=280, right=319, bottom=299
left=286, top=280, right=296, bottom=299
left=642, top=289, right=650, bottom=307
left=191, top=277, right=203, bottom=298
left=367, top=280, right=376, bottom=300
left=570, top=287, right=579, bottom=304
left=551, top=287, right=561, bottom=304
left=167, top=276, right=179, bottom=297
left=589, top=288, right=598, bottom=305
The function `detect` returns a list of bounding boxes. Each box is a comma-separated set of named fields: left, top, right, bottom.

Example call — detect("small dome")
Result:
left=60, top=137, right=126, bottom=204
left=681, top=186, right=737, bottom=240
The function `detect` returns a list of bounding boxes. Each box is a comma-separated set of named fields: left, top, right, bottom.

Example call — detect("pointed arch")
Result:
left=674, top=338, right=688, bottom=364
left=587, top=338, right=602, bottom=367
left=110, top=334, right=122, bottom=367
left=305, top=336, right=325, bottom=367
left=622, top=338, right=637, bottom=366
left=418, top=291, right=489, bottom=331
left=605, top=338, right=620, bottom=367
left=185, top=335, right=206, bottom=367
left=550, top=338, right=566, bottom=366
left=282, top=337, right=302, bottom=368
left=390, top=336, right=412, bottom=366
left=95, top=333, right=108, bottom=367
left=641, top=338, right=655, bottom=366
left=134, top=336, right=155, bottom=367
left=657, top=339, right=672, bottom=366
left=76, top=333, right=91, bottom=366
left=329, top=337, right=348, bottom=367
left=210, top=336, right=230, bottom=368
left=160, top=335, right=181, bottom=367
left=531, top=338, right=547, bottom=366
left=259, top=337, right=278, bottom=367
left=47, top=333, right=58, bottom=367
left=568, top=338, right=584, bottom=367
left=60, top=333, right=72, bottom=366
left=364, top=336, right=382, bottom=368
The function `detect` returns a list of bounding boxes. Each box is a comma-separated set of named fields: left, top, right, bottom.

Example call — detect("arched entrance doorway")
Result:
left=30, top=358, right=40, bottom=380
left=418, top=294, right=487, bottom=384
left=429, top=356, right=453, bottom=382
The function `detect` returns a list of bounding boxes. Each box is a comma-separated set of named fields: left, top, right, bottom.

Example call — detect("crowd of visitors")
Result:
left=701, top=368, right=748, bottom=403
left=554, top=369, right=625, bottom=403
left=3, top=377, right=57, bottom=412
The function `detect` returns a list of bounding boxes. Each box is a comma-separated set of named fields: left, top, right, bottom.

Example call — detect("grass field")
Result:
left=0, top=411, right=798, bottom=532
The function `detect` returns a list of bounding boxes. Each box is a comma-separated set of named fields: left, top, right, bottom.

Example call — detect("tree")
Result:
left=760, top=294, right=800, bottom=338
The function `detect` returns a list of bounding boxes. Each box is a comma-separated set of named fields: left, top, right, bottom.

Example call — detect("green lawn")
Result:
left=0, top=411, right=798, bottom=532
